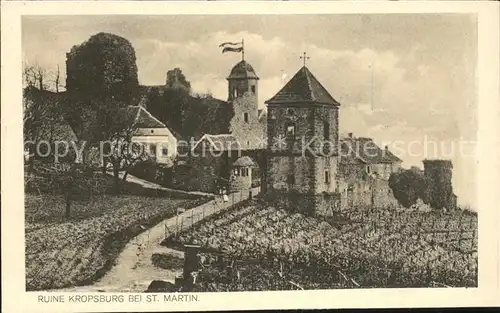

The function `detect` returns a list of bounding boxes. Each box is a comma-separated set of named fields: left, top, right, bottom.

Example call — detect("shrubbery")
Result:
left=388, top=169, right=429, bottom=208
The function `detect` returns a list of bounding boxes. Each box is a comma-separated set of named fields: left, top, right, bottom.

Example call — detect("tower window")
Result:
left=251, top=85, right=256, bottom=94
left=233, top=88, right=238, bottom=98
left=244, top=112, right=249, bottom=123
left=241, top=168, right=249, bottom=177
left=285, top=123, right=295, bottom=138
left=366, top=165, right=371, bottom=174
left=325, top=170, right=330, bottom=184
left=323, top=121, right=330, bottom=140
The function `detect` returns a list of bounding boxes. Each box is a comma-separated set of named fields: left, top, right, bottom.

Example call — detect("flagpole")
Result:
left=242, top=38, right=245, bottom=61
left=370, top=61, right=374, bottom=112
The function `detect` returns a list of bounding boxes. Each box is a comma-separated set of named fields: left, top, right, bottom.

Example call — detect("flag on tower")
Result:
left=219, top=41, right=242, bottom=47
left=222, top=46, right=243, bottom=53
left=220, top=41, right=243, bottom=53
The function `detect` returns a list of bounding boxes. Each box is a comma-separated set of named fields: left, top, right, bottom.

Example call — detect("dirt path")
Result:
left=58, top=188, right=258, bottom=292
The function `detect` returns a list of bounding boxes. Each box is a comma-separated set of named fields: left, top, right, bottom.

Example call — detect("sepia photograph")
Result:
left=2, top=1, right=500, bottom=312
left=20, top=13, right=480, bottom=293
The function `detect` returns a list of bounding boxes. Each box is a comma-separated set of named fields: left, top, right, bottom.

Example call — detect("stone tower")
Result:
left=66, top=32, right=138, bottom=97
left=227, top=60, right=263, bottom=149
left=265, top=66, right=341, bottom=216
left=423, top=159, right=456, bottom=209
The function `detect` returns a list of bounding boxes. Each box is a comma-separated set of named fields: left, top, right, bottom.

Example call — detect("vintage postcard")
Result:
left=2, top=1, right=500, bottom=312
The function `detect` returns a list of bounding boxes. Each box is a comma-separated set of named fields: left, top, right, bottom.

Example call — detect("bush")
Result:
left=388, top=169, right=428, bottom=208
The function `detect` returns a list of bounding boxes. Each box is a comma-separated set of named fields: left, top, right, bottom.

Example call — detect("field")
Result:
left=168, top=200, right=478, bottom=291
left=25, top=193, right=206, bottom=290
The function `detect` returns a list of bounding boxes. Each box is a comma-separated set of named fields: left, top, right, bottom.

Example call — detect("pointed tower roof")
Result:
left=265, top=66, right=340, bottom=106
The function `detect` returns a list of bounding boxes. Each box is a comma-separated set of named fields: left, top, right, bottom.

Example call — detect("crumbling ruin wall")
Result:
left=66, top=32, right=139, bottom=98
left=423, top=159, right=456, bottom=210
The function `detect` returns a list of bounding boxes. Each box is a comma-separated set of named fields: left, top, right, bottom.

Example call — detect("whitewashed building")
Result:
left=126, top=105, right=178, bottom=166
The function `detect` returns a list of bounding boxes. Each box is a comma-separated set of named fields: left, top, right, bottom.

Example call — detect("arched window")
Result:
left=251, top=85, right=256, bottom=94
left=233, top=88, right=238, bottom=98
left=244, top=112, right=249, bottom=123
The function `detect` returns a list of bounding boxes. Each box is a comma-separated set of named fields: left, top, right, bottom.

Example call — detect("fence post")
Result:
left=182, top=244, right=201, bottom=291
left=191, top=209, right=194, bottom=227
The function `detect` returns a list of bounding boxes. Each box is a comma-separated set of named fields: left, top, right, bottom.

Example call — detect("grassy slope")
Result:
left=25, top=194, right=206, bottom=290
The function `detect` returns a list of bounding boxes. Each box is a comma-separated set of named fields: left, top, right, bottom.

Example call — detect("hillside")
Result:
left=164, top=200, right=478, bottom=290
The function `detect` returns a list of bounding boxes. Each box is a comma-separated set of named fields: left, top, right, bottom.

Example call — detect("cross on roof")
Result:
left=300, top=52, right=310, bottom=67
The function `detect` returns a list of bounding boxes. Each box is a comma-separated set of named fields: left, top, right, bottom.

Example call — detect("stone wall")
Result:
left=423, top=159, right=456, bottom=209
left=371, top=163, right=401, bottom=180
left=264, top=191, right=339, bottom=217
left=267, top=105, right=314, bottom=155
left=372, top=178, right=400, bottom=208
left=339, top=157, right=367, bottom=183
left=266, top=155, right=315, bottom=193
left=266, top=103, right=340, bottom=215
left=337, top=177, right=399, bottom=210
left=313, top=156, right=339, bottom=193
left=228, top=78, right=258, bottom=101
left=171, top=153, right=228, bottom=193
left=229, top=91, right=264, bottom=150
left=229, top=167, right=252, bottom=191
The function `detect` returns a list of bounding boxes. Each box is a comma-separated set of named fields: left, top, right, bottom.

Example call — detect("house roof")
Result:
left=227, top=60, right=259, bottom=80
left=193, top=134, right=241, bottom=151
left=233, top=156, right=256, bottom=167
left=340, top=136, right=401, bottom=164
left=265, top=66, right=340, bottom=106
left=125, top=105, right=166, bottom=129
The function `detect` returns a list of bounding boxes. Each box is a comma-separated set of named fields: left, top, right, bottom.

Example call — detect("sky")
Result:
left=22, top=14, right=478, bottom=208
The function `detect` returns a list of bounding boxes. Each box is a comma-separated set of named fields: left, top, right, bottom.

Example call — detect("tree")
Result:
left=24, top=160, right=106, bottom=219
left=388, top=168, right=428, bottom=208
left=44, top=162, right=106, bottom=219
left=23, top=64, right=67, bottom=172
left=96, top=101, right=150, bottom=190
left=148, top=87, right=190, bottom=137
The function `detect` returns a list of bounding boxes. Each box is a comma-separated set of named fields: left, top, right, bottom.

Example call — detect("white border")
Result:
left=2, top=1, right=499, bottom=312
